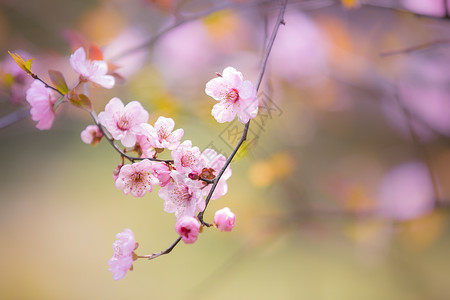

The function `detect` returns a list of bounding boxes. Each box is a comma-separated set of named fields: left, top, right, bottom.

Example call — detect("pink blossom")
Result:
left=108, top=228, right=137, bottom=281
left=205, top=67, right=258, bottom=124
left=25, top=80, right=58, bottom=130
left=158, top=171, right=205, bottom=220
left=172, top=140, right=203, bottom=175
left=115, top=160, right=159, bottom=197
left=135, top=134, right=156, bottom=158
left=214, top=207, right=236, bottom=232
left=70, top=47, right=115, bottom=89
left=98, top=97, right=149, bottom=147
left=140, top=116, right=184, bottom=150
left=200, top=148, right=232, bottom=200
left=175, top=216, right=201, bottom=244
left=80, top=125, right=103, bottom=145
left=151, top=162, right=172, bottom=187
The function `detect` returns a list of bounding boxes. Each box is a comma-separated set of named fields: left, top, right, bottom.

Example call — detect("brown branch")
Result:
left=141, top=0, right=288, bottom=258
left=137, top=237, right=181, bottom=260
left=198, top=0, right=288, bottom=224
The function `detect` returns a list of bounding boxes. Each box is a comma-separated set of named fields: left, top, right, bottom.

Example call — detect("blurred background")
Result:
left=1, top=0, right=450, bottom=299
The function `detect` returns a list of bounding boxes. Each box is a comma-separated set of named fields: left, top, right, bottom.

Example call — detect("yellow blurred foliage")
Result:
left=344, top=185, right=376, bottom=214
left=399, top=212, right=447, bottom=250
left=248, top=152, right=296, bottom=188
left=79, top=5, right=125, bottom=45
left=340, top=0, right=360, bottom=9
left=129, top=66, right=180, bottom=118
left=345, top=219, right=388, bottom=244
left=203, top=10, right=239, bottom=42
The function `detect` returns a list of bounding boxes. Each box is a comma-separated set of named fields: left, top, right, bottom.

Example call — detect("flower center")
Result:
left=117, top=116, right=130, bottom=131
left=132, top=173, right=142, bottom=183
left=226, top=89, right=239, bottom=102
left=180, top=227, right=191, bottom=236
left=181, top=153, right=194, bottom=167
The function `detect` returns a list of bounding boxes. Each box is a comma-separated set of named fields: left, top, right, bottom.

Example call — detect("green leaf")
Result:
left=48, top=70, right=69, bottom=95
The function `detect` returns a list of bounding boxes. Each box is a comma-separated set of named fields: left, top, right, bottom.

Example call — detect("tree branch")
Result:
left=198, top=0, right=288, bottom=223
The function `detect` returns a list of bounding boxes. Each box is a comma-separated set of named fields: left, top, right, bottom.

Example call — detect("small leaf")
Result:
left=8, top=51, right=34, bottom=75
left=68, top=90, right=92, bottom=111
left=53, top=97, right=65, bottom=112
left=48, top=70, right=69, bottom=95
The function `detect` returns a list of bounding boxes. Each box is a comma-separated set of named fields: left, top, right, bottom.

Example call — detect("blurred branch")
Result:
left=380, top=39, right=450, bottom=57
left=111, top=0, right=330, bottom=62
left=0, top=107, right=29, bottom=129
left=110, top=0, right=275, bottom=61
left=393, top=85, right=442, bottom=207
left=363, top=1, right=450, bottom=22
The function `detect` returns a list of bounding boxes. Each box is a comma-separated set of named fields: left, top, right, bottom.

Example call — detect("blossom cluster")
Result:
left=13, top=46, right=257, bottom=281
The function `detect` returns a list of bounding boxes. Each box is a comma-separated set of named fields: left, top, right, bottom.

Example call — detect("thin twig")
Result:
left=198, top=0, right=288, bottom=223
left=363, top=2, right=450, bottom=22
left=142, top=0, right=288, bottom=258
left=137, top=237, right=181, bottom=260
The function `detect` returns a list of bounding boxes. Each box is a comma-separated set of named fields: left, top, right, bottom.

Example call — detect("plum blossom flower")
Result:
left=26, top=80, right=58, bottom=130
left=135, top=134, right=156, bottom=158
left=151, top=162, right=171, bottom=187
left=140, top=116, right=184, bottom=150
left=200, top=148, right=232, bottom=200
left=159, top=171, right=205, bottom=220
left=98, top=97, right=149, bottom=147
left=205, top=67, right=258, bottom=124
left=115, top=160, right=159, bottom=197
left=214, top=207, right=236, bottom=232
left=108, top=228, right=137, bottom=281
left=80, top=125, right=103, bottom=145
left=70, top=47, right=115, bottom=89
left=171, top=140, right=203, bottom=175
left=175, top=216, right=201, bottom=244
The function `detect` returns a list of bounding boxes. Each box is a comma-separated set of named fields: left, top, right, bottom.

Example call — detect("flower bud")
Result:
left=175, top=216, right=201, bottom=244
left=214, top=207, right=235, bottom=232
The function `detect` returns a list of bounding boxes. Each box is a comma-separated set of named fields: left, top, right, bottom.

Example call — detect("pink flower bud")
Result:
left=175, top=216, right=201, bottom=244
left=80, top=125, right=103, bottom=145
left=214, top=207, right=235, bottom=232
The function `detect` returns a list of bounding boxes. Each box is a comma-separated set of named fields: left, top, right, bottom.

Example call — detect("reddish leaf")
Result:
left=68, top=90, right=92, bottom=111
